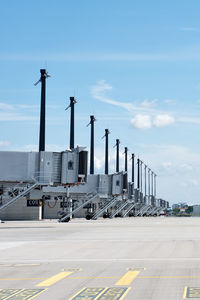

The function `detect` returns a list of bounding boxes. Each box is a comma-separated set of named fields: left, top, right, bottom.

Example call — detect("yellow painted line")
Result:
left=0, top=278, right=47, bottom=281
left=69, top=287, right=86, bottom=300
left=138, top=276, right=200, bottom=279
left=36, top=271, right=72, bottom=287
left=115, top=270, right=140, bottom=286
left=25, top=289, right=47, bottom=300
left=119, top=287, right=131, bottom=300
left=67, top=276, right=120, bottom=279
left=3, top=289, right=47, bottom=300
left=94, top=288, right=109, bottom=300
left=183, top=287, right=188, bottom=299
left=96, top=287, right=131, bottom=299
left=69, top=287, right=107, bottom=300
left=0, top=289, right=23, bottom=300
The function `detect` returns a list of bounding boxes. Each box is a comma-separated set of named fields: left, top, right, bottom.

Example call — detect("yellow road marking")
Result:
left=0, top=289, right=23, bottom=300
left=69, top=287, right=106, bottom=300
left=119, top=287, right=131, bottom=300
left=96, top=287, right=131, bottom=299
left=0, top=278, right=46, bottom=281
left=36, top=271, right=72, bottom=287
left=115, top=271, right=140, bottom=286
left=69, top=287, right=86, bottom=300
left=0, top=289, right=47, bottom=300
left=138, top=276, right=200, bottom=279
left=69, top=276, right=120, bottom=279
left=183, top=287, right=188, bottom=299
left=23, top=289, right=47, bottom=300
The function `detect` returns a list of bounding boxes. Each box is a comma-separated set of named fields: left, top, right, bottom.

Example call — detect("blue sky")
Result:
left=1, top=0, right=200, bottom=204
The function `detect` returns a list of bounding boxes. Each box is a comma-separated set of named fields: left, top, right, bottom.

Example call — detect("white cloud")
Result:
left=91, top=80, right=133, bottom=111
left=141, top=99, right=157, bottom=108
left=164, top=99, right=176, bottom=105
left=91, top=81, right=175, bottom=130
left=190, top=179, right=198, bottom=186
left=0, top=112, right=38, bottom=121
left=0, top=102, right=14, bottom=110
left=130, top=114, right=174, bottom=129
left=153, top=114, right=175, bottom=127
left=131, top=114, right=152, bottom=130
left=162, top=162, right=172, bottom=169
left=0, top=140, right=11, bottom=147
left=94, top=156, right=104, bottom=170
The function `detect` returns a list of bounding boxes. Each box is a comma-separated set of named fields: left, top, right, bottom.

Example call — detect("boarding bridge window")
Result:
left=68, top=160, right=74, bottom=170
left=116, top=180, right=120, bottom=186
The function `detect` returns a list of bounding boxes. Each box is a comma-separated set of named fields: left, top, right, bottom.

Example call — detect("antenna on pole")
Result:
left=65, top=97, right=77, bottom=149
left=102, top=129, right=110, bottom=175
left=34, top=69, right=50, bottom=152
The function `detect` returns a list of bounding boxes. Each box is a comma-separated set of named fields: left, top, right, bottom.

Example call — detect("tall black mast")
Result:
left=105, top=129, right=109, bottom=174
left=137, top=158, right=140, bottom=191
left=69, top=97, right=76, bottom=149
left=115, top=139, right=120, bottom=172
left=36, top=69, right=49, bottom=152
left=131, top=153, right=135, bottom=183
left=88, top=115, right=95, bottom=174
left=124, top=147, right=128, bottom=172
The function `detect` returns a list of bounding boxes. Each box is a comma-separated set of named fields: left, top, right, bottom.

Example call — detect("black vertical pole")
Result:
left=105, top=129, right=109, bottom=174
left=124, top=147, right=128, bottom=172
left=39, top=69, right=46, bottom=152
left=90, top=115, right=95, bottom=174
left=70, top=97, right=75, bottom=149
left=131, top=154, right=135, bottom=183
left=116, top=139, right=120, bottom=173
left=137, top=158, right=140, bottom=190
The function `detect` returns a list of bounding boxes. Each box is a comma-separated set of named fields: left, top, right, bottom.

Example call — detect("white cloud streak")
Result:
left=91, top=80, right=175, bottom=130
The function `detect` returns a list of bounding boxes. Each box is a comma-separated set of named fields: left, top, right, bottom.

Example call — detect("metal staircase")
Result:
left=122, top=202, right=136, bottom=217
left=135, top=204, right=150, bottom=217
left=147, top=206, right=160, bottom=216
left=91, top=197, right=117, bottom=220
left=59, top=193, right=99, bottom=222
left=138, top=205, right=151, bottom=216
left=0, top=182, right=38, bottom=211
left=109, top=201, right=129, bottom=218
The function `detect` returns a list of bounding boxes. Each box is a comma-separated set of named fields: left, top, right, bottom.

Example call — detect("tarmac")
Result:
left=1, top=217, right=200, bottom=299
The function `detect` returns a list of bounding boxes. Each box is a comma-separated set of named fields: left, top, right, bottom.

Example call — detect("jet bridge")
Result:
left=0, top=148, right=88, bottom=220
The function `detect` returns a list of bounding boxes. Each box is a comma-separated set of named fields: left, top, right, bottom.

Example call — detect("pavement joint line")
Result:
left=36, top=271, right=73, bottom=287
left=115, top=270, right=141, bottom=286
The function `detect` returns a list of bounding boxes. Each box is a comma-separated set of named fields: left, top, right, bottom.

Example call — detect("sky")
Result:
left=1, top=0, right=200, bottom=205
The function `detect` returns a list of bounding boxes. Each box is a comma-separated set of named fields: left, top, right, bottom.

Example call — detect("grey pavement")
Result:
left=0, top=217, right=200, bottom=299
